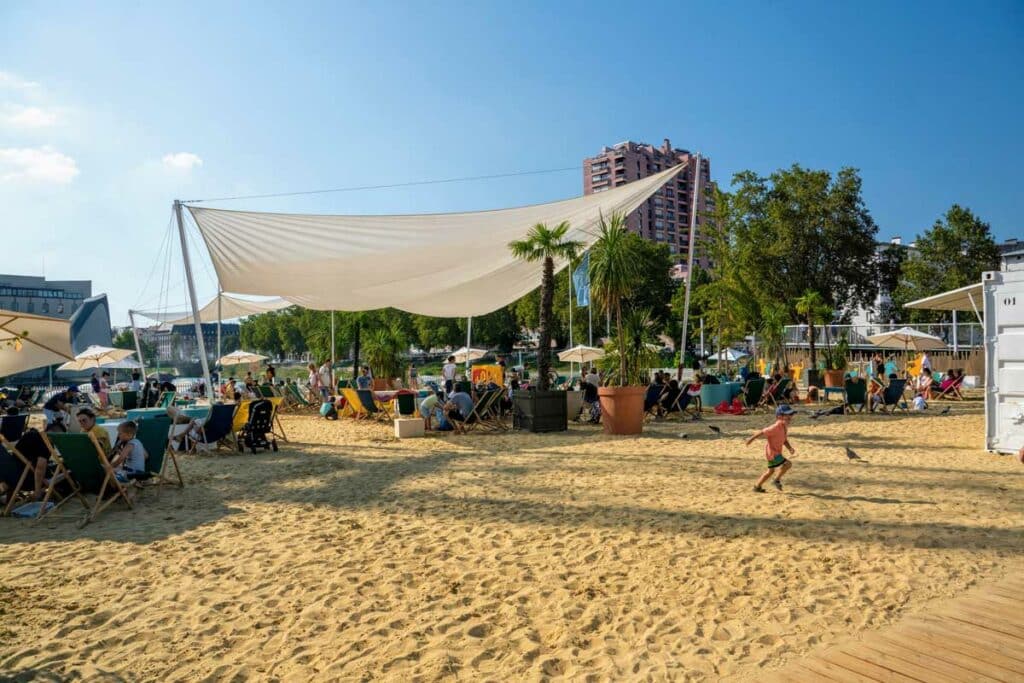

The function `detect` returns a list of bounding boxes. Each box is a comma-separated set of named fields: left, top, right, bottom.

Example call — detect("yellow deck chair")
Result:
left=340, top=388, right=369, bottom=419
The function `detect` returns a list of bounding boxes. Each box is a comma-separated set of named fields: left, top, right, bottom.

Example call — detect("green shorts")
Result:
left=767, top=454, right=789, bottom=468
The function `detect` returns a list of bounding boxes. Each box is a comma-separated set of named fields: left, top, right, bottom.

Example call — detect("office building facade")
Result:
left=0, top=274, right=91, bottom=318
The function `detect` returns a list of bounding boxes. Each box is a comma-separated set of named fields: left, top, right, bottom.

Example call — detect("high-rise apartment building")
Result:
left=583, top=139, right=714, bottom=271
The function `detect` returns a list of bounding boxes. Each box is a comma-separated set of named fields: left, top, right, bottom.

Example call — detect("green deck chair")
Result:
left=135, top=417, right=182, bottom=489
left=742, top=378, right=766, bottom=410
left=47, top=431, right=133, bottom=525
left=844, top=378, right=868, bottom=413
left=157, top=391, right=175, bottom=409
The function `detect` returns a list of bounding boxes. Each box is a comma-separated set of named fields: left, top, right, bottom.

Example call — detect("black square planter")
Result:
left=512, top=389, right=568, bottom=433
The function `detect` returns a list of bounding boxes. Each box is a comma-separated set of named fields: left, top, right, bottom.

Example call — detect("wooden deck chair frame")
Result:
left=340, top=388, right=369, bottom=419
left=188, top=404, right=237, bottom=454
left=460, top=391, right=501, bottom=433
left=354, top=389, right=390, bottom=422
left=761, top=378, right=791, bottom=407
left=6, top=432, right=90, bottom=520
left=643, top=385, right=668, bottom=423
left=135, top=418, right=182, bottom=491
left=877, top=378, right=909, bottom=414
left=46, top=431, right=132, bottom=525
left=1, top=435, right=37, bottom=516
left=479, top=391, right=508, bottom=431
left=741, top=378, right=766, bottom=412
left=267, top=397, right=288, bottom=442
left=933, top=376, right=965, bottom=401
left=843, top=378, right=869, bottom=413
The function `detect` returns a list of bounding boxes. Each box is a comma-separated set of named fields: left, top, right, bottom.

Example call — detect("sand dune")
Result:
left=1, top=403, right=1022, bottom=681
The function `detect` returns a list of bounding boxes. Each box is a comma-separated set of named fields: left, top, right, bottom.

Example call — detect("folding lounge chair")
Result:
left=47, top=431, right=132, bottom=525
left=258, top=384, right=276, bottom=399
left=643, top=384, right=667, bottom=422
left=877, top=378, right=908, bottom=413
left=464, top=391, right=506, bottom=433
left=761, top=378, right=791, bottom=407
left=395, top=391, right=417, bottom=418
left=934, top=376, right=965, bottom=401
left=338, top=388, right=367, bottom=419
left=0, top=437, right=35, bottom=516
left=135, top=417, right=181, bottom=489
left=157, top=391, right=175, bottom=409
left=452, top=391, right=495, bottom=434
left=742, top=378, right=766, bottom=411
left=843, top=378, right=868, bottom=413
left=186, top=403, right=237, bottom=453
left=0, top=414, right=28, bottom=443
left=356, top=389, right=390, bottom=422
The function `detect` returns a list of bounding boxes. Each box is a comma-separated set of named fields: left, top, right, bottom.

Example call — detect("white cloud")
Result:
left=0, top=70, right=41, bottom=90
left=2, top=105, right=58, bottom=128
left=162, top=152, right=203, bottom=170
left=0, top=146, right=79, bottom=183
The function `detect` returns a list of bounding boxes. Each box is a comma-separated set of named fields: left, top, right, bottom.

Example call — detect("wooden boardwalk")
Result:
left=765, top=573, right=1024, bottom=682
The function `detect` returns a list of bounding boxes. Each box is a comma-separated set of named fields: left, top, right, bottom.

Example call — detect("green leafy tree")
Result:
left=411, top=314, right=462, bottom=351
left=893, top=205, right=1000, bottom=322
left=795, top=290, right=827, bottom=368
left=597, top=308, right=660, bottom=385
left=112, top=328, right=155, bottom=360
left=590, top=213, right=643, bottom=385
left=509, top=221, right=583, bottom=391
left=362, top=322, right=407, bottom=381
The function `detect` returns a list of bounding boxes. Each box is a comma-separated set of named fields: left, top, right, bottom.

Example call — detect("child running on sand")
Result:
left=746, top=404, right=796, bottom=493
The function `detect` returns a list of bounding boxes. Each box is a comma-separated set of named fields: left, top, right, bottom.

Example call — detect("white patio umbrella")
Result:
left=102, top=356, right=143, bottom=369
left=217, top=349, right=269, bottom=366
left=708, top=347, right=748, bottom=363
left=451, top=346, right=487, bottom=363
left=557, top=344, right=605, bottom=364
left=0, top=309, right=74, bottom=376
left=57, top=345, right=135, bottom=371
left=867, top=327, right=947, bottom=352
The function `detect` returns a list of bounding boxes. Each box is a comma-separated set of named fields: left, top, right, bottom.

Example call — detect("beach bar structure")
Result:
left=905, top=263, right=1024, bottom=454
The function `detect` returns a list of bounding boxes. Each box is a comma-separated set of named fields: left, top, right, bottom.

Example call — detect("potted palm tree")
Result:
left=508, top=221, right=583, bottom=432
left=590, top=212, right=646, bottom=434
left=795, top=290, right=827, bottom=388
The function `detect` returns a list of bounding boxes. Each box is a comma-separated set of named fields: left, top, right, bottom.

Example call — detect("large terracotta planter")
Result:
left=823, top=369, right=845, bottom=387
left=598, top=386, right=645, bottom=435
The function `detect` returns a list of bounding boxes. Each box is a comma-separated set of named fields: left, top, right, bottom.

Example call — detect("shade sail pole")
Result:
left=330, top=311, right=336, bottom=382
left=465, top=317, right=472, bottom=372
left=678, top=153, right=702, bottom=380
left=128, top=310, right=148, bottom=385
left=174, top=200, right=213, bottom=400
left=568, top=265, right=574, bottom=380
left=216, top=287, right=222, bottom=363
left=952, top=310, right=958, bottom=354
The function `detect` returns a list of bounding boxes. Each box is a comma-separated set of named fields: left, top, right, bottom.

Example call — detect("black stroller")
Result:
left=238, top=399, right=278, bottom=454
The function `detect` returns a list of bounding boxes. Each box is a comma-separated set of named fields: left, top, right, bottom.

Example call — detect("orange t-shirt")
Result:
left=761, top=420, right=788, bottom=459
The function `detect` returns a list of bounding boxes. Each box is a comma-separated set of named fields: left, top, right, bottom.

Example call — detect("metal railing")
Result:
left=782, top=323, right=983, bottom=349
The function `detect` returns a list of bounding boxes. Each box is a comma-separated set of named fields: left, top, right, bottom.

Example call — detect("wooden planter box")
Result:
left=512, top=389, right=568, bottom=433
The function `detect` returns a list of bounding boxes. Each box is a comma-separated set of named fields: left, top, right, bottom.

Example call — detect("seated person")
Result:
left=320, top=396, right=339, bottom=420
left=9, top=427, right=53, bottom=500
left=938, top=369, right=957, bottom=392
left=109, top=420, right=148, bottom=482
left=782, top=385, right=800, bottom=404
left=702, top=372, right=720, bottom=385
left=75, top=408, right=110, bottom=453
left=643, top=379, right=665, bottom=415
left=419, top=393, right=441, bottom=430
left=167, top=405, right=206, bottom=450
left=661, top=380, right=682, bottom=413
left=43, top=386, right=79, bottom=428
left=444, top=390, right=474, bottom=424
left=916, top=368, right=934, bottom=399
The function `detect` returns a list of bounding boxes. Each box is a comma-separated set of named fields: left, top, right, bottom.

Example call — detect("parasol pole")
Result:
left=568, top=264, right=574, bottom=381
left=330, top=310, right=335, bottom=383
left=216, top=287, right=222, bottom=363
left=174, top=200, right=213, bottom=400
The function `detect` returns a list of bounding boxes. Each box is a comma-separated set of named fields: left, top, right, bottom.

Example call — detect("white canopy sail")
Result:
left=187, top=164, right=685, bottom=317
left=135, top=293, right=291, bottom=325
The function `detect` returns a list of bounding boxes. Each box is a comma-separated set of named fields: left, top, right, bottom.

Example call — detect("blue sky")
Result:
left=2, top=1, right=1021, bottom=324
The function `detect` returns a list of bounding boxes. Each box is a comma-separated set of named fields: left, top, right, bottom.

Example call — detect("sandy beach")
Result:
left=1, top=404, right=1021, bottom=681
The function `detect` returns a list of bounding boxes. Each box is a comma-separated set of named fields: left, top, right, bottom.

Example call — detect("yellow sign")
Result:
left=471, top=365, right=504, bottom=387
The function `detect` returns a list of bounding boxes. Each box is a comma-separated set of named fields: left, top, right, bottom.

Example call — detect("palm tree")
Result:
left=795, top=290, right=826, bottom=368
left=589, top=213, right=642, bottom=385
left=509, top=221, right=583, bottom=391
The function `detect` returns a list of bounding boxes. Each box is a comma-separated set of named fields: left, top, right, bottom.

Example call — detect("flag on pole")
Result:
left=573, top=252, right=590, bottom=307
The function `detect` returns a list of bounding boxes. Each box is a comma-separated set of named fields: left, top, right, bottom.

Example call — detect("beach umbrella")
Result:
left=557, top=344, right=605, bottom=364
left=708, top=347, right=748, bottom=363
left=57, top=345, right=134, bottom=372
left=867, top=327, right=947, bottom=352
left=0, top=309, right=74, bottom=376
left=451, top=346, right=487, bottom=363
left=102, top=356, right=143, bottom=369
left=217, top=349, right=269, bottom=366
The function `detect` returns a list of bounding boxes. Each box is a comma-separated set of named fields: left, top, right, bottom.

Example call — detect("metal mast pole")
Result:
left=216, top=288, right=222, bottom=362
left=128, top=310, right=148, bottom=385
left=568, top=264, right=574, bottom=379
left=465, top=317, right=472, bottom=372
left=678, top=153, right=702, bottom=379
left=330, top=311, right=336, bottom=384
left=174, top=200, right=213, bottom=400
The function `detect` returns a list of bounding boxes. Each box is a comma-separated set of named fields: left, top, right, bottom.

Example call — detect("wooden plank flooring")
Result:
left=764, top=573, right=1024, bottom=682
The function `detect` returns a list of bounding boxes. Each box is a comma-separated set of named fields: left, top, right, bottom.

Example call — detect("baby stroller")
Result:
left=238, top=399, right=278, bottom=454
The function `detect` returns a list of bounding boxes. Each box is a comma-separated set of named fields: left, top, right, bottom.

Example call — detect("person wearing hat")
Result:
left=42, top=386, right=80, bottom=428
left=745, top=404, right=797, bottom=493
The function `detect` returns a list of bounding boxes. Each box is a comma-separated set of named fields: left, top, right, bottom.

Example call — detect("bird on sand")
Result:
left=708, top=425, right=722, bottom=436
left=845, top=446, right=862, bottom=461
left=679, top=433, right=689, bottom=439
left=939, top=406, right=951, bottom=415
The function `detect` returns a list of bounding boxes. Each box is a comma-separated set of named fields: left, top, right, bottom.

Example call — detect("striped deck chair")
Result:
left=47, top=431, right=132, bottom=525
